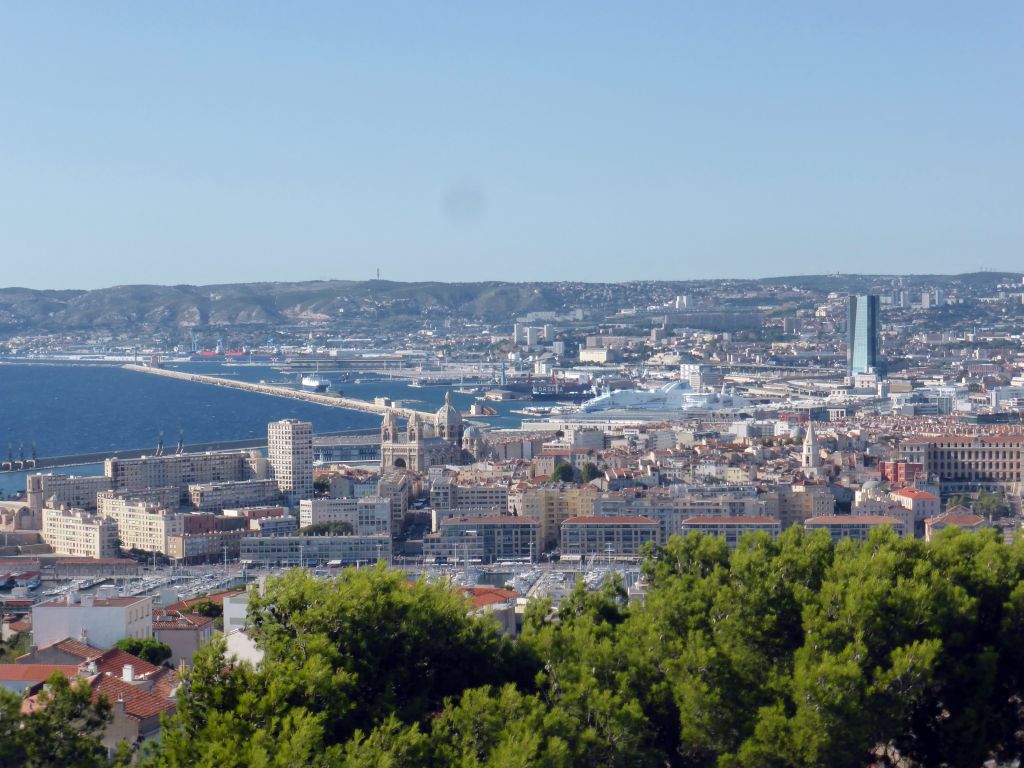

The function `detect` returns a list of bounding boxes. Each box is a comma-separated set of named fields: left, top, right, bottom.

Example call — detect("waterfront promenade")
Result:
left=122, top=364, right=433, bottom=419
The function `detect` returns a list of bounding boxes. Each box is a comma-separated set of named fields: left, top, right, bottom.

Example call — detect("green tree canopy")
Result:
left=973, top=489, right=1007, bottom=518
left=139, top=529, right=1024, bottom=768
left=141, top=566, right=537, bottom=768
left=0, top=672, right=112, bottom=768
left=299, top=520, right=354, bottom=536
left=189, top=599, right=223, bottom=618
left=115, top=637, right=172, bottom=666
left=549, top=463, right=575, bottom=483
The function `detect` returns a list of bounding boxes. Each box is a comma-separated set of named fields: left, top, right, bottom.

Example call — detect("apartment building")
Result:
left=593, top=488, right=771, bottom=544
left=378, top=471, right=413, bottom=534
left=429, top=479, right=508, bottom=514
left=104, top=450, right=259, bottom=494
left=313, top=433, right=381, bottom=464
left=298, top=496, right=391, bottom=535
left=889, top=487, right=941, bottom=535
left=97, top=497, right=183, bottom=553
left=507, top=484, right=598, bottom=551
left=41, top=508, right=119, bottom=559
left=98, top=486, right=182, bottom=511
left=560, top=515, right=659, bottom=558
left=32, top=593, right=153, bottom=648
left=425, top=516, right=538, bottom=563
left=165, top=513, right=250, bottom=562
left=679, top=516, right=781, bottom=549
left=771, top=482, right=835, bottom=529
left=240, top=534, right=391, bottom=567
left=27, top=473, right=113, bottom=513
left=899, top=434, right=1024, bottom=494
left=188, top=479, right=281, bottom=512
left=268, top=420, right=314, bottom=507
left=804, top=514, right=907, bottom=543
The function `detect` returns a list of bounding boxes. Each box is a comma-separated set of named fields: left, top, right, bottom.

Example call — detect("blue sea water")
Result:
left=0, top=362, right=527, bottom=496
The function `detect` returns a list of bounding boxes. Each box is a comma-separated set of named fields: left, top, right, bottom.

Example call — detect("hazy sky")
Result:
left=1, top=3, right=1021, bottom=289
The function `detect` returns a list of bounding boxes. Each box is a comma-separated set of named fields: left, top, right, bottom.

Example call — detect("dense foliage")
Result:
left=114, top=638, right=173, bottom=666
left=550, top=464, right=575, bottom=483
left=0, top=672, right=113, bottom=768
left=0, top=631, right=30, bottom=662
left=298, top=521, right=355, bottom=536
left=64, top=528, right=1024, bottom=765
left=143, top=528, right=1024, bottom=767
left=189, top=599, right=223, bottom=619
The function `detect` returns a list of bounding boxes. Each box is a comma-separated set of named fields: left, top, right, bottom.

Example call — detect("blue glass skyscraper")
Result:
left=847, top=294, right=881, bottom=376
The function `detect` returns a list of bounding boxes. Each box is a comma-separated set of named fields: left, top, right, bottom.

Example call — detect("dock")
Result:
left=0, top=430, right=381, bottom=474
left=122, top=364, right=434, bottom=420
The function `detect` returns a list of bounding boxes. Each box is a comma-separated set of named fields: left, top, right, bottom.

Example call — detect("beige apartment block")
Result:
left=41, top=507, right=119, bottom=559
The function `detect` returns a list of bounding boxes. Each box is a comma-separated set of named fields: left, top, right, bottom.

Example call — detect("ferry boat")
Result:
left=301, top=362, right=331, bottom=393
left=576, top=381, right=751, bottom=420
left=301, top=374, right=331, bottom=393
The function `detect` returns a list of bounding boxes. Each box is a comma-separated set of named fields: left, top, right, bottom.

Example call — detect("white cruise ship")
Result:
left=576, top=381, right=751, bottom=420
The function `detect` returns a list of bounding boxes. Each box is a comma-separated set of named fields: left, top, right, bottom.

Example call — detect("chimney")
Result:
left=79, top=627, right=88, bottom=644
left=122, top=664, right=135, bottom=683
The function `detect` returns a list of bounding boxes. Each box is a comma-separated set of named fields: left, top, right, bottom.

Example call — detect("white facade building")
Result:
left=298, top=496, right=391, bottom=535
left=268, top=420, right=314, bottom=507
left=41, top=508, right=119, bottom=559
left=32, top=594, right=153, bottom=649
left=98, top=496, right=183, bottom=553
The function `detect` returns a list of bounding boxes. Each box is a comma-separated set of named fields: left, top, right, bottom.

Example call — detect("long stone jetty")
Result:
left=122, top=364, right=433, bottom=420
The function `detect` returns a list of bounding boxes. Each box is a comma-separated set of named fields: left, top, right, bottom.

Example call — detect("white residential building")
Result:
left=32, top=594, right=153, bottom=649
left=98, top=496, right=183, bottom=553
left=41, top=508, right=119, bottom=559
left=298, top=496, right=391, bottom=535
left=268, top=420, right=314, bottom=507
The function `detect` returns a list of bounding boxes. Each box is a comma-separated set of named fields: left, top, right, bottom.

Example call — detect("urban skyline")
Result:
left=3, top=4, right=1024, bottom=765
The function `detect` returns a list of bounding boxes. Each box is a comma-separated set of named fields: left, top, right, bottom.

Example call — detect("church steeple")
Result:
left=381, top=409, right=398, bottom=443
left=802, top=421, right=820, bottom=471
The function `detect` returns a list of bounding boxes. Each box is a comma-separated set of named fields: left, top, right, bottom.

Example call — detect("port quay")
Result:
left=121, top=363, right=434, bottom=420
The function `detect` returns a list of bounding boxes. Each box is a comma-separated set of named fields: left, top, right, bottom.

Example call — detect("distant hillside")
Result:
left=0, top=273, right=1018, bottom=335
left=0, top=280, right=582, bottom=334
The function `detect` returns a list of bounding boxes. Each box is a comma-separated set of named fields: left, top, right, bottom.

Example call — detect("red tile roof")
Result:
left=153, top=610, right=215, bottom=631
left=93, top=648, right=161, bottom=679
left=0, top=664, right=81, bottom=683
left=165, top=589, right=243, bottom=613
left=926, top=512, right=986, bottom=528
left=462, top=586, right=519, bottom=609
left=149, top=667, right=179, bottom=699
left=50, top=638, right=103, bottom=659
left=891, top=488, right=939, bottom=501
left=91, top=674, right=177, bottom=720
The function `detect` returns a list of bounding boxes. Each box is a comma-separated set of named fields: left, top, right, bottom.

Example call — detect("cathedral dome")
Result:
left=435, top=391, right=461, bottom=425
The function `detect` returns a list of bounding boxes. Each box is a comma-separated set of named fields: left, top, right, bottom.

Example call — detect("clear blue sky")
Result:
left=1, top=3, right=1021, bottom=289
